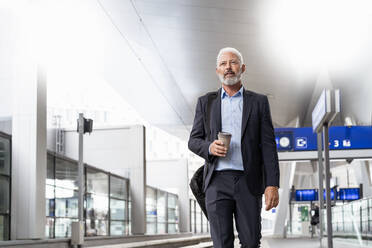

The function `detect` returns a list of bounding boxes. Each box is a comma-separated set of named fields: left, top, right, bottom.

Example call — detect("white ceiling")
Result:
left=1, top=0, right=371, bottom=140
left=96, top=0, right=372, bottom=141
left=97, top=0, right=313, bottom=138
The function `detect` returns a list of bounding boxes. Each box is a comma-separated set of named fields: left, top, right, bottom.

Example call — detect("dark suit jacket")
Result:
left=188, top=87, right=280, bottom=196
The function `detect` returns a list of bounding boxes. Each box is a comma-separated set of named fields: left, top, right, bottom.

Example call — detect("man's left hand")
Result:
left=264, top=186, right=279, bottom=211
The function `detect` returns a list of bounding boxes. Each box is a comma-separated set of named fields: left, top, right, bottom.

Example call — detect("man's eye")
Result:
left=231, top=61, right=237, bottom=64
left=220, top=62, right=226, bottom=66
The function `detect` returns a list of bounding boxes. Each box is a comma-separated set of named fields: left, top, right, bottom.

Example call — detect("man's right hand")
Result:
left=209, top=140, right=227, bottom=157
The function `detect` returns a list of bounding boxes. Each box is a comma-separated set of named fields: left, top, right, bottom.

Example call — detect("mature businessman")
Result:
left=188, top=47, right=280, bottom=248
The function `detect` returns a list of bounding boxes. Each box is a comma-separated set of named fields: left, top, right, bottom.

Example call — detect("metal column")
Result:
left=317, top=132, right=324, bottom=245
left=78, top=113, right=84, bottom=223
left=71, top=114, right=85, bottom=246
left=323, top=125, right=333, bottom=248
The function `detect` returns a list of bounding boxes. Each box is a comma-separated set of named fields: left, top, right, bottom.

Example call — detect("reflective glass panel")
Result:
left=146, top=187, right=157, bottom=223
left=86, top=168, right=108, bottom=196
left=110, top=221, right=126, bottom=236
left=55, top=218, right=77, bottom=238
left=167, top=194, right=177, bottom=208
left=157, top=223, right=166, bottom=234
left=45, top=217, right=55, bottom=238
left=0, top=215, right=9, bottom=241
left=86, top=219, right=108, bottom=236
left=55, top=158, right=78, bottom=190
left=55, top=189, right=78, bottom=218
left=46, top=154, right=55, bottom=185
left=128, top=200, right=132, bottom=234
left=168, top=223, right=178, bottom=234
left=168, top=208, right=177, bottom=222
left=0, top=177, right=10, bottom=214
left=110, top=199, right=125, bottom=220
left=46, top=184, right=55, bottom=217
left=157, top=191, right=166, bottom=223
left=146, top=223, right=156, bottom=234
left=86, top=194, right=109, bottom=220
left=110, top=176, right=127, bottom=200
left=0, top=137, right=10, bottom=176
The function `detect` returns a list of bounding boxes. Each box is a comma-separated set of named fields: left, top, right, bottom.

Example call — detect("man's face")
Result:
left=216, top=52, right=245, bottom=85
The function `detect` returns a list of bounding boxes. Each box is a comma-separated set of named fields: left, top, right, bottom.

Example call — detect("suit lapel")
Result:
left=210, top=88, right=222, bottom=134
left=241, top=89, right=253, bottom=139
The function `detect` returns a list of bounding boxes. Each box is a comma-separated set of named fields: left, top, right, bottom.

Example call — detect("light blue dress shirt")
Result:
left=213, top=86, right=244, bottom=171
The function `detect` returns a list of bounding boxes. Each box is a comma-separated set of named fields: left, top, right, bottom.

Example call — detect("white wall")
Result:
left=64, top=126, right=143, bottom=178
left=0, top=5, right=15, bottom=119
left=64, top=125, right=147, bottom=234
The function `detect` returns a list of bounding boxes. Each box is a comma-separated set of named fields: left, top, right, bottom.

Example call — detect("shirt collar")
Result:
left=221, top=85, right=244, bottom=99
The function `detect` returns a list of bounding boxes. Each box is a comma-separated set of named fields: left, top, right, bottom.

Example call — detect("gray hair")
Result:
left=216, top=47, right=244, bottom=67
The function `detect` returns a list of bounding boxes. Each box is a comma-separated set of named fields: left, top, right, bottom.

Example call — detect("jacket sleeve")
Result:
left=188, top=97, right=214, bottom=163
left=260, top=96, right=280, bottom=188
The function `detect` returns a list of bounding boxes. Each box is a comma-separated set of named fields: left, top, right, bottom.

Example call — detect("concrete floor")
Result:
left=94, top=235, right=371, bottom=248
left=233, top=236, right=371, bottom=248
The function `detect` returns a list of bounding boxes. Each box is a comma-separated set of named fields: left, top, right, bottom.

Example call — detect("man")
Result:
left=188, top=47, right=280, bottom=248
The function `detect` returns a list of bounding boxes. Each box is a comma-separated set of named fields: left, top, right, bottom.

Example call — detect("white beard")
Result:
left=219, top=69, right=242, bottom=86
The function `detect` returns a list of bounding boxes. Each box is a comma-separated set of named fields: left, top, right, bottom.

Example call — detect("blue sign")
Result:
left=338, top=188, right=360, bottom=200
left=323, top=189, right=336, bottom=201
left=295, top=137, right=308, bottom=149
left=275, top=131, right=293, bottom=151
left=295, top=189, right=318, bottom=201
left=275, top=126, right=372, bottom=151
left=147, top=210, right=157, bottom=216
left=293, top=188, right=359, bottom=202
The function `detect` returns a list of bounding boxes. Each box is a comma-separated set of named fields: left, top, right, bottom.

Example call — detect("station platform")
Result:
left=1, top=233, right=370, bottom=248
left=261, top=236, right=369, bottom=248
left=92, top=235, right=371, bottom=248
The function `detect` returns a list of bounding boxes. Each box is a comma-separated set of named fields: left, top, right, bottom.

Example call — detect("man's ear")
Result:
left=241, top=64, right=246, bottom=73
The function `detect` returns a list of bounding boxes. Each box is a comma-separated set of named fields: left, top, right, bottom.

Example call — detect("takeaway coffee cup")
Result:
left=218, top=132, right=232, bottom=151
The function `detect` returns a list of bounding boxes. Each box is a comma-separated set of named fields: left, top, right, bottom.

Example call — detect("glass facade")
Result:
left=195, top=202, right=202, bottom=233
left=145, top=186, right=179, bottom=234
left=190, top=199, right=195, bottom=233
left=167, top=193, right=179, bottom=234
left=157, top=190, right=167, bottom=234
left=86, top=168, right=109, bottom=236
left=320, top=198, right=372, bottom=245
left=0, top=132, right=11, bottom=241
left=189, top=199, right=209, bottom=233
left=110, top=175, right=130, bottom=236
left=46, top=154, right=79, bottom=238
left=146, top=187, right=157, bottom=234
left=46, top=152, right=130, bottom=238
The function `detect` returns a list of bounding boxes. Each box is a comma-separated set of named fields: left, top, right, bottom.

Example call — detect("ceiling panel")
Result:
left=97, top=0, right=371, bottom=140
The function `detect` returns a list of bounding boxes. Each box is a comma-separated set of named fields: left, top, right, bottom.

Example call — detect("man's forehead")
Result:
left=219, top=52, right=239, bottom=61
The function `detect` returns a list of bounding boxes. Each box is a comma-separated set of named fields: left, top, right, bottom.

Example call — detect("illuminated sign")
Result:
left=293, top=188, right=360, bottom=202
left=338, top=188, right=360, bottom=200
left=295, top=189, right=318, bottom=201
left=275, top=126, right=372, bottom=151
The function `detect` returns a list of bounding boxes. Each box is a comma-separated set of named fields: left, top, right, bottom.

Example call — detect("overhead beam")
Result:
left=279, top=149, right=372, bottom=161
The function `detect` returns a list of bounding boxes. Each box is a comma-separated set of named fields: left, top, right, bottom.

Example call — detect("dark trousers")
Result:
left=205, top=170, right=262, bottom=248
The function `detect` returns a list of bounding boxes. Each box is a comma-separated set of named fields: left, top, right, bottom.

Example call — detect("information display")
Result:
left=275, top=126, right=372, bottom=151
left=338, top=188, right=360, bottom=200
left=293, top=188, right=360, bottom=202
